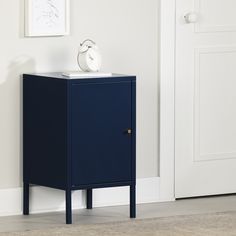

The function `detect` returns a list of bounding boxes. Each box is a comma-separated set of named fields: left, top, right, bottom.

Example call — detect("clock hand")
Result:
left=89, top=55, right=94, bottom=60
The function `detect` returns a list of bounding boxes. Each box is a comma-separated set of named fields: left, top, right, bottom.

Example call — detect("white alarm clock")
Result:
left=77, top=39, right=102, bottom=72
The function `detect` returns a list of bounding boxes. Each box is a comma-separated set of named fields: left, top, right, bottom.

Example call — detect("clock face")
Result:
left=85, top=48, right=102, bottom=72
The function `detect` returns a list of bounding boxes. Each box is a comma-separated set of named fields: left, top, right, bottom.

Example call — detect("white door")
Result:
left=175, top=0, right=236, bottom=198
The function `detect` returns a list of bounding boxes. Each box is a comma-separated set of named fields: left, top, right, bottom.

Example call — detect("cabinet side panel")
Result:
left=23, top=76, right=67, bottom=189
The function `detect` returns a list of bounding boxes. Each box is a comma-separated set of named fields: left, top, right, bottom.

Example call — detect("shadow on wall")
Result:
left=0, top=56, right=35, bottom=188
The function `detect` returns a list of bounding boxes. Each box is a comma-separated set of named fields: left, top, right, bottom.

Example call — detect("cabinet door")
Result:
left=71, top=81, right=133, bottom=186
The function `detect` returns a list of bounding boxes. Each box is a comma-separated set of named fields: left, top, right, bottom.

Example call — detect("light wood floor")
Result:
left=0, top=195, right=236, bottom=233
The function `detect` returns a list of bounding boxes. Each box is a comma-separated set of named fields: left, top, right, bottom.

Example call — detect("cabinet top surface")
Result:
left=23, top=72, right=136, bottom=81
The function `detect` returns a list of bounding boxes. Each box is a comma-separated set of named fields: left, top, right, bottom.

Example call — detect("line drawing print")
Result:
left=34, top=0, right=60, bottom=27
left=26, top=0, right=69, bottom=36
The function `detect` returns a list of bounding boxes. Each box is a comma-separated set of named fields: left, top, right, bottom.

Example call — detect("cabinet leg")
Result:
left=66, top=190, right=72, bottom=224
left=86, top=189, right=93, bottom=209
left=23, top=182, right=29, bottom=215
left=130, top=184, right=136, bottom=218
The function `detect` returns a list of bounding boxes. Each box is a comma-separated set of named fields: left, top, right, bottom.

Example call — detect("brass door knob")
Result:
left=125, top=129, right=132, bottom=135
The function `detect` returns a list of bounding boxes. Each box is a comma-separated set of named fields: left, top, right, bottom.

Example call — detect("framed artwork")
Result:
left=25, top=0, right=70, bottom=37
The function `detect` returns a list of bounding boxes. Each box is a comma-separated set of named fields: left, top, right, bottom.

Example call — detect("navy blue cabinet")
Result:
left=23, top=73, right=136, bottom=224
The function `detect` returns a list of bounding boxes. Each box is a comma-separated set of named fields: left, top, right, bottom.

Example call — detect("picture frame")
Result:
left=25, top=0, right=70, bottom=37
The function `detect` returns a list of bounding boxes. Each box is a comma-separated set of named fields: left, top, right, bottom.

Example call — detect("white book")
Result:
left=62, top=71, right=113, bottom=78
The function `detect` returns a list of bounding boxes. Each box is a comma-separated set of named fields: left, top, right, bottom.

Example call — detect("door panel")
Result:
left=175, top=0, right=236, bottom=198
left=71, top=82, right=132, bottom=186
left=195, top=47, right=236, bottom=161
left=195, top=0, right=236, bottom=32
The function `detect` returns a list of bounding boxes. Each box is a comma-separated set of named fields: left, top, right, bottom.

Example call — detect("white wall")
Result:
left=0, top=0, right=159, bottom=189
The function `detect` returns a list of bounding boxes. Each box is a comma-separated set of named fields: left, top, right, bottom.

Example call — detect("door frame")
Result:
left=159, top=0, right=176, bottom=201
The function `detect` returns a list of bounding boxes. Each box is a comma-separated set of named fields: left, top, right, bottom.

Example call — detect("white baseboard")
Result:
left=0, top=177, right=162, bottom=217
